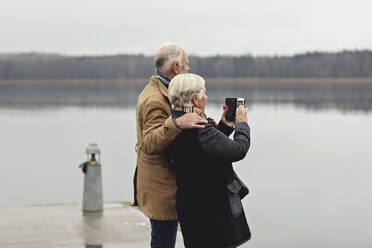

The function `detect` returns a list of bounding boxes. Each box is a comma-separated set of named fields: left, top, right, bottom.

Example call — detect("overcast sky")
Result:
left=1, top=0, right=371, bottom=56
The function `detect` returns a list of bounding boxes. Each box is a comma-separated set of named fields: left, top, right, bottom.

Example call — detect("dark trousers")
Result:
left=150, top=219, right=178, bottom=248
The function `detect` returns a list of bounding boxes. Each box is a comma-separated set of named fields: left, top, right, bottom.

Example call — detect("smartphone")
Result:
left=225, top=98, right=237, bottom=122
left=237, top=98, right=246, bottom=107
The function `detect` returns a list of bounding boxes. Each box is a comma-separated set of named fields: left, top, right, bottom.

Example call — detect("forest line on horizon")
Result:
left=1, top=50, right=371, bottom=79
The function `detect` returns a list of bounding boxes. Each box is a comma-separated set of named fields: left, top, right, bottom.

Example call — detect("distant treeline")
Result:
left=0, top=50, right=372, bottom=79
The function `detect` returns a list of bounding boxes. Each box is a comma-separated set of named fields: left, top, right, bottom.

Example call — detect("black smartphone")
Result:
left=225, top=98, right=237, bottom=122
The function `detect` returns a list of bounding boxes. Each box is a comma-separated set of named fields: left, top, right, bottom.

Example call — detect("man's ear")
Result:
left=171, top=61, right=179, bottom=75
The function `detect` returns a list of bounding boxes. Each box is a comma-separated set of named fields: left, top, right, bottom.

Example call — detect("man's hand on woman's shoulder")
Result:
left=175, top=113, right=208, bottom=129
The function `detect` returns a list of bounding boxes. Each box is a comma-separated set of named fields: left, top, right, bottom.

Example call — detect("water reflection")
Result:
left=1, top=80, right=372, bottom=112
left=82, top=212, right=104, bottom=246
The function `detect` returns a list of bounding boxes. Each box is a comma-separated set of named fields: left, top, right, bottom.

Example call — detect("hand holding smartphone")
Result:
left=225, top=97, right=246, bottom=122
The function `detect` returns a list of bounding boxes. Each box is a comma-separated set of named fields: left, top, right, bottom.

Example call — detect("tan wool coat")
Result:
left=135, top=76, right=181, bottom=220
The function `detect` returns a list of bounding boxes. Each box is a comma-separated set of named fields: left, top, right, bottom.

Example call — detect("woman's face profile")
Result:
left=193, top=87, right=207, bottom=113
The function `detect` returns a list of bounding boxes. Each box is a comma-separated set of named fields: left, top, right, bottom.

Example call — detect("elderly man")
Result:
left=134, top=43, right=207, bottom=248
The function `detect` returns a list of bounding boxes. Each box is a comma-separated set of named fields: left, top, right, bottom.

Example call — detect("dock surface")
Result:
left=0, top=203, right=184, bottom=248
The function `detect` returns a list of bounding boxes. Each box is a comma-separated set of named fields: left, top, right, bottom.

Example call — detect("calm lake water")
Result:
left=1, top=81, right=372, bottom=247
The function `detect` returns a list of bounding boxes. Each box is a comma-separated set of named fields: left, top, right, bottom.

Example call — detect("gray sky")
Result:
left=1, top=0, right=371, bottom=56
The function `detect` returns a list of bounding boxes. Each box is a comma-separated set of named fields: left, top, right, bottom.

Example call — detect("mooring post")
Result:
left=79, top=143, right=103, bottom=212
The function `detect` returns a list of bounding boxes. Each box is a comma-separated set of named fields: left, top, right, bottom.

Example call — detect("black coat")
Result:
left=166, top=111, right=251, bottom=248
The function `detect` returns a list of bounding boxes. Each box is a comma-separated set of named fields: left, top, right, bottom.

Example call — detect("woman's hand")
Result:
left=221, top=105, right=235, bottom=127
left=235, top=105, right=248, bottom=124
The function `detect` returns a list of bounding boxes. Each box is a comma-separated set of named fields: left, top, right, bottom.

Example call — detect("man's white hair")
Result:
left=155, top=43, right=183, bottom=74
left=168, top=73, right=205, bottom=108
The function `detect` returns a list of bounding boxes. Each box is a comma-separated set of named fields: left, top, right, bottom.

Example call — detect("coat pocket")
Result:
left=227, top=187, right=243, bottom=218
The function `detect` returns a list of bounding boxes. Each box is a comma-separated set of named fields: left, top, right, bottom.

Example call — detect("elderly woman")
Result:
left=166, top=73, right=251, bottom=248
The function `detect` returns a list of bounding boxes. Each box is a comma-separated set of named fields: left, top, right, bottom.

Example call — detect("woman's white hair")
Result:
left=168, top=73, right=205, bottom=108
left=155, top=43, right=183, bottom=74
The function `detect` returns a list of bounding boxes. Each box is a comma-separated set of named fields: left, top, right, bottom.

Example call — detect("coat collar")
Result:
left=155, top=71, right=171, bottom=87
left=150, top=76, right=169, bottom=99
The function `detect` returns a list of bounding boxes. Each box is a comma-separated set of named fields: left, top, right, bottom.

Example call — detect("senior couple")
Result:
left=134, top=43, right=251, bottom=248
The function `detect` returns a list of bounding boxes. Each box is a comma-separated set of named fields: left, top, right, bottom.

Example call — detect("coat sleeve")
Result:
left=217, top=120, right=235, bottom=136
left=198, top=122, right=250, bottom=162
left=141, top=99, right=181, bottom=154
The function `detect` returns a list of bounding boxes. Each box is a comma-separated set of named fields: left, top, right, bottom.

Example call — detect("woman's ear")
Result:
left=192, top=95, right=198, bottom=107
